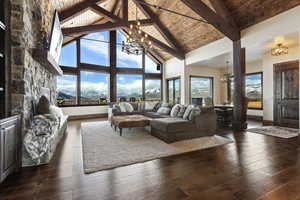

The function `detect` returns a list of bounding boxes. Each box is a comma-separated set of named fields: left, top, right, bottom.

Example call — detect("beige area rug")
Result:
left=247, top=126, right=299, bottom=138
left=81, top=121, right=233, bottom=173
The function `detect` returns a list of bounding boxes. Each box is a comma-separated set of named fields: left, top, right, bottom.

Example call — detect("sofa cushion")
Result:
left=152, top=102, right=161, bottom=112
left=183, top=105, right=194, bottom=120
left=119, top=102, right=134, bottom=112
left=177, top=105, right=186, bottom=118
left=145, top=101, right=158, bottom=111
left=157, top=107, right=171, bottom=115
left=37, top=95, right=50, bottom=115
left=170, top=104, right=181, bottom=117
left=150, top=118, right=194, bottom=133
left=144, top=112, right=170, bottom=119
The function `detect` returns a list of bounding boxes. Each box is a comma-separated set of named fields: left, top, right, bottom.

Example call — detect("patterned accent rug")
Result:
left=248, top=126, right=299, bottom=138
left=81, top=121, right=233, bottom=173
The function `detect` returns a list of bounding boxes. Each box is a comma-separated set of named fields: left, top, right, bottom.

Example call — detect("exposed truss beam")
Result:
left=180, top=0, right=240, bottom=41
left=62, top=19, right=153, bottom=35
left=134, top=0, right=184, bottom=52
left=208, top=0, right=238, bottom=29
left=59, top=0, right=104, bottom=24
left=122, top=0, right=128, bottom=20
left=89, top=4, right=121, bottom=22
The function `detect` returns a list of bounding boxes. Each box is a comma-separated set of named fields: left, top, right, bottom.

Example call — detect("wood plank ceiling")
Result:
left=54, top=0, right=300, bottom=60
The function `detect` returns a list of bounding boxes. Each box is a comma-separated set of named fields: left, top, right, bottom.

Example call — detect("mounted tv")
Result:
left=48, top=11, right=63, bottom=66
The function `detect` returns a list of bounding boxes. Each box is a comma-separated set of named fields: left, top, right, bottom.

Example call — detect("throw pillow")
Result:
left=119, top=102, right=127, bottom=112
left=188, top=108, right=201, bottom=121
left=161, top=102, right=170, bottom=108
left=157, top=107, right=171, bottom=115
left=49, top=105, right=64, bottom=119
left=170, top=104, right=181, bottom=117
left=152, top=102, right=161, bottom=112
left=145, top=101, right=157, bottom=110
left=37, top=95, right=50, bottom=115
left=177, top=105, right=186, bottom=118
left=124, top=102, right=134, bottom=112
left=113, top=104, right=121, bottom=112
left=183, top=105, right=194, bottom=120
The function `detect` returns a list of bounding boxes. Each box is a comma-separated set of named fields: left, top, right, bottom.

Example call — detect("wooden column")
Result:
left=232, top=40, right=247, bottom=130
left=110, top=31, right=117, bottom=102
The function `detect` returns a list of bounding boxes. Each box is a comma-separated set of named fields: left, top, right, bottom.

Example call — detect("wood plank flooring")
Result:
left=1, top=119, right=300, bottom=200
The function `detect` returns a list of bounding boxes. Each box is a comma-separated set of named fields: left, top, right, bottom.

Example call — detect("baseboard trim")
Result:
left=68, top=113, right=108, bottom=120
left=247, top=115, right=263, bottom=121
left=263, top=120, right=274, bottom=126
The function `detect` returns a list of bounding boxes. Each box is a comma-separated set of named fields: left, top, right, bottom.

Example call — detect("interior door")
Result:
left=274, top=60, right=299, bottom=128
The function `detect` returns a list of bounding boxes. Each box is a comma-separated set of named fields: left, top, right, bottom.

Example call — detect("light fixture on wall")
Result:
left=220, top=61, right=231, bottom=83
left=271, top=43, right=288, bottom=56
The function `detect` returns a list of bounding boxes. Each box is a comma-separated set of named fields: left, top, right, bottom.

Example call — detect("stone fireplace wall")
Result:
left=9, top=0, right=57, bottom=133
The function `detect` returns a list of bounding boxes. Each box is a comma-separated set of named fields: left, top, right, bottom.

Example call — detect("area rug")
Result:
left=81, top=121, right=233, bottom=173
left=247, top=126, right=299, bottom=138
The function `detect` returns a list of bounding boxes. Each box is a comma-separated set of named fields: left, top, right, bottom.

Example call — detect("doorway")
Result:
left=274, top=60, right=299, bottom=128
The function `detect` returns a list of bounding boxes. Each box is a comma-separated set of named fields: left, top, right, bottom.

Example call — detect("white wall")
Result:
left=62, top=106, right=108, bottom=117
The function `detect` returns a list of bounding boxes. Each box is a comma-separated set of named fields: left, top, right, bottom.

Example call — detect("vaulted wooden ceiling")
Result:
left=54, top=0, right=300, bottom=61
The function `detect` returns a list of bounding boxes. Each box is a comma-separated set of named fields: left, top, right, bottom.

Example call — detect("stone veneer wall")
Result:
left=9, top=0, right=57, bottom=133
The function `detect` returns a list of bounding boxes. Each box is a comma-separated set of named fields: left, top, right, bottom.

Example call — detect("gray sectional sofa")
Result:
left=109, top=101, right=217, bottom=143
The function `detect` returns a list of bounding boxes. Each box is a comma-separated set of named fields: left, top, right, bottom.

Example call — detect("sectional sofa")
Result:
left=108, top=102, right=217, bottom=143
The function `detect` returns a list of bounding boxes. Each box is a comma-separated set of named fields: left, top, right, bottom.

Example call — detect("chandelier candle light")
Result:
left=122, top=4, right=152, bottom=55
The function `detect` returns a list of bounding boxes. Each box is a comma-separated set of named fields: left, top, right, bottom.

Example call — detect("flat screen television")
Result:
left=48, top=11, right=63, bottom=65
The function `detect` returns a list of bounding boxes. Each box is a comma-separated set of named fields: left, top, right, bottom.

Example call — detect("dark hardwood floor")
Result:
left=1, top=119, right=300, bottom=200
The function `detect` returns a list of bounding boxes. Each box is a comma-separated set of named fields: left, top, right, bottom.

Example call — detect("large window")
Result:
left=80, top=71, right=109, bottom=105
left=80, top=32, right=109, bottom=66
left=145, top=55, right=160, bottom=73
left=228, top=72, right=263, bottom=109
left=57, top=75, right=77, bottom=106
left=145, top=79, right=161, bottom=101
left=167, top=78, right=180, bottom=104
left=59, top=41, right=77, bottom=67
left=57, top=30, right=162, bottom=106
left=190, top=76, right=213, bottom=105
left=117, top=74, right=143, bottom=101
left=246, top=73, right=263, bottom=109
left=116, top=31, right=142, bottom=68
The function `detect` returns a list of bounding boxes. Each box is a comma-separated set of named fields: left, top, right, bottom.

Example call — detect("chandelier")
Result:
left=121, top=5, right=152, bottom=55
left=271, top=43, right=288, bottom=56
left=220, top=61, right=231, bottom=83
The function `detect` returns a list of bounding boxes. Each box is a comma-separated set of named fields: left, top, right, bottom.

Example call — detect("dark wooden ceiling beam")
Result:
left=122, top=0, right=128, bottom=20
left=59, top=0, right=105, bottom=24
left=62, top=19, right=153, bottom=35
left=180, top=0, right=240, bottom=41
left=134, top=0, right=185, bottom=53
left=89, top=4, right=121, bottom=22
left=208, top=0, right=238, bottom=30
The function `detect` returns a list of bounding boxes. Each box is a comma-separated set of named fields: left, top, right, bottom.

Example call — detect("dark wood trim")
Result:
left=263, top=120, right=274, bottom=126
left=189, top=76, right=214, bottom=104
left=180, top=0, right=240, bottom=41
left=78, top=63, right=110, bottom=72
left=68, top=113, right=108, bottom=120
left=116, top=68, right=143, bottom=74
left=166, top=77, right=181, bottom=104
left=247, top=115, right=263, bottom=121
left=59, top=0, right=105, bottom=24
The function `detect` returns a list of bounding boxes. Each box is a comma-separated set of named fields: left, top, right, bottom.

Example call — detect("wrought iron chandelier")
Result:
left=121, top=4, right=152, bottom=55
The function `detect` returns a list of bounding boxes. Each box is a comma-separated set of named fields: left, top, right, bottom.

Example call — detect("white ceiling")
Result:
left=189, top=32, right=299, bottom=69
